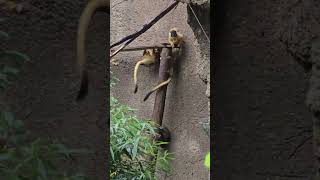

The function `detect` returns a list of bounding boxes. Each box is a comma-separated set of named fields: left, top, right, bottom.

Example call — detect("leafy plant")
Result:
left=110, top=76, right=173, bottom=179
left=0, top=111, right=90, bottom=180
left=0, top=18, right=89, bottom=180
left=204, top=152, right=210, bottom=169
left=0, top=17, right=30, bottom=91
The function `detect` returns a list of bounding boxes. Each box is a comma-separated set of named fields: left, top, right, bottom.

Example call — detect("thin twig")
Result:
left=110, top=37, right=135, bottom=58
left=110, top=43, right=173, bottom=52
left=288, top=135, right=312, bottom=159
left=110, top=0, right=179, bottom=48
left=284, top=129, right=312, bottom=141
left=112, top=0, right=127, bottom=8
left=110, top=0, right=179, bottom=57
left=188, top=3, right=210, bottom=43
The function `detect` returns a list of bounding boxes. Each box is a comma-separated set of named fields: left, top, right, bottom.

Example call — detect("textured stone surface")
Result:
left=214, top=0, right=315, bottom=179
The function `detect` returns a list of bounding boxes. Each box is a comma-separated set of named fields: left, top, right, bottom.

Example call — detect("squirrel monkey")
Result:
left=168, top=27, right=183, bottom=48
left=143, top=28, right=183, bottom=101
left=134, top=49, right=157, bottom=93
left=76, top=0, right=109, bottom=101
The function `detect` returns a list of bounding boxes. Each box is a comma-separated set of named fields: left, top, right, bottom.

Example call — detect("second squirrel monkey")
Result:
left=134, top=49, right=157, bottom=93
left=76, top=0, right=109, bottom=101
left=168, top=27, right=183, bottom=48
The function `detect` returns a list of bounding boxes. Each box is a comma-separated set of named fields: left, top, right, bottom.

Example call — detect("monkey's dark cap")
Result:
left=170, top=31, right=177, bottom=37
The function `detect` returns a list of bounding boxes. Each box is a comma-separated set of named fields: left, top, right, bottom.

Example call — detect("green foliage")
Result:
left=200, top=120, right=209, bottom=137
left=110, top=71, right=119, bottom=88
left=110, top=81, right=173, bottom=179
left=0, top=17, right=30, bottom=91
left=204, top=152, right=210, bottom=169
left=0, top=18, right=89, bottom=180
left=0, top=111, right=90, bottom=180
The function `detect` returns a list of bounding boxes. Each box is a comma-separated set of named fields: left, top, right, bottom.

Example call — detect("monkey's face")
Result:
left=143, top=49, right=153, bottom=57
left=170, top=30, right=178, bottom=38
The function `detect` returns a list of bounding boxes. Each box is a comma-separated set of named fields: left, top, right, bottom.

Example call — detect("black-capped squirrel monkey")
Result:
left=168, top=27, right=184, bottom=48
left=76, top=0, right=109, bottom=101
left=134, top=49, right=157, bottom=93
left=143, top=28, right=183, bottom=101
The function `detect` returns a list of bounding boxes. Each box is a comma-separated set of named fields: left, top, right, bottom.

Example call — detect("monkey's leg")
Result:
left=143, top=77, right=171, bottom=101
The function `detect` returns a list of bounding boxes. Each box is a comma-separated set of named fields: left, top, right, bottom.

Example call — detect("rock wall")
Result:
left=214, top=0, right=316, bottom=179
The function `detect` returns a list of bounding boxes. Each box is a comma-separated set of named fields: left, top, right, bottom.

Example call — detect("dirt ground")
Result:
left=213, top=0, right=315, bottom=179
left=0, top=0, right=108, bottom=179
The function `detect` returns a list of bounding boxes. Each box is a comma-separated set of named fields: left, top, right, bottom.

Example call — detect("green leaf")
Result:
left=204, top=152, right=210, bottom=169
left=37, top=159, right=48, bottom=179
left=0, top=152, right=12, bottom=161
left=2, top=67, right=19, bottom=76
left=0, top=51, right=31, bottom=63
left=0, top=31, right=9, bottom=40
left=110, top=147, right=114, bottom=161
left=0, top=73, right=8, bottom=82
left=3, top=111, right=14, bottom=124
left=0, top=17, right=10, bottom=23
left=132, top=137, right=140, bottom=159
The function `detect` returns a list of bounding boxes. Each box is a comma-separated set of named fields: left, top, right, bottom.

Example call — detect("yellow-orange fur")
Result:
left=168, top=27, right=183, bottom=48
left=134, top=49, right=156, bottom=93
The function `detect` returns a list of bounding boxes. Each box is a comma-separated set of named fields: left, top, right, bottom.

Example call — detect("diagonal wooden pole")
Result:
left=151, top=48, right=173, bottom=175
left=152, top=49, right=172, bottom=126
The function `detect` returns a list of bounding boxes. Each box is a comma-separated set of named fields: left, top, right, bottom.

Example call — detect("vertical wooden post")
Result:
left=152, top=48, right=172, bottom=126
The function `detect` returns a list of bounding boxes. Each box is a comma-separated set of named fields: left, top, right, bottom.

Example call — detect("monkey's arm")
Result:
left=76, top=0, right=109, bottom=101
left=143, top=77, right=171, bottom=101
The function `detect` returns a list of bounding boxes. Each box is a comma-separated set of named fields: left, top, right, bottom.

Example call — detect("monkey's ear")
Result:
left=142, top=49, right=147, bottom=55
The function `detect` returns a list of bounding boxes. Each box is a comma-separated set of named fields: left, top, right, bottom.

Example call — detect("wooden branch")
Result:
left=152, top=48, right=172, bottom=126
left=110, top=1, right=178, bottom=48
left=110, top=0, right=179, bottom=58
left=110, top=43, right=174, bottom=52
left=151, top=48, right=173, bottom=175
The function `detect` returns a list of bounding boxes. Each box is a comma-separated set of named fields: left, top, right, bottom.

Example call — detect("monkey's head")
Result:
left=143, top=49, right=154, bottom=56
left=169, top=28, right=179, bottom=37
left=170, top=30, right=177, bottom=37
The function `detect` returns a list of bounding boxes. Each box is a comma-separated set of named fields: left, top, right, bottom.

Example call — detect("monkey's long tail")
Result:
left=76, top=0, right=102, bottom=101
left=143, top=77, right=171, bottom=101
left=133, top=60, right=143, bottom=93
